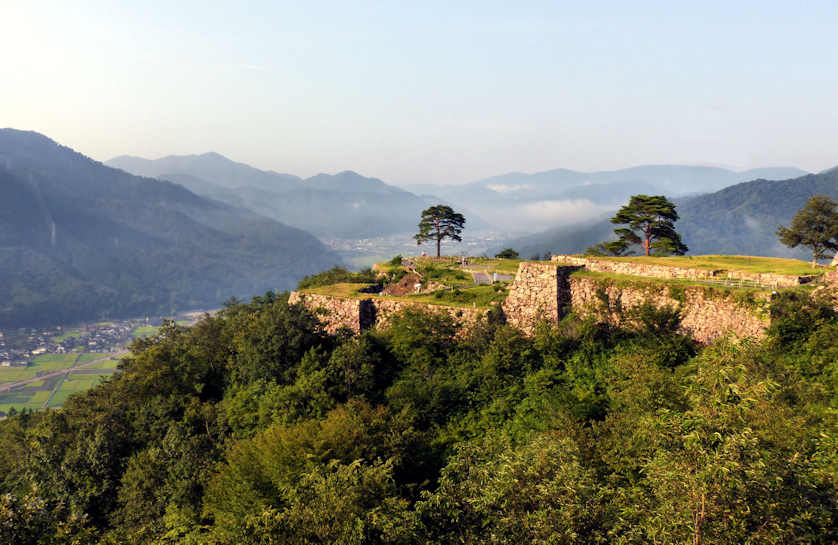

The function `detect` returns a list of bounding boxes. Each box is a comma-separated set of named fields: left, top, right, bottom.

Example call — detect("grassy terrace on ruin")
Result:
left=297, top=257, right=523, bottom=309
left=297, top=254, right=832, bottom=314
left=571, top=254, right=826, bottom=276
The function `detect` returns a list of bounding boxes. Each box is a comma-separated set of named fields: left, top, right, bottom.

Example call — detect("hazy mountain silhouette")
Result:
left=403, top=165, right=808, bottom=233
left=0, top=129, right=340, bottom=327
left=407, top=165, right=808, bottom=204
left=106, top=155, right=444, bottom=238
left=496, top=169, right=838, bottom=259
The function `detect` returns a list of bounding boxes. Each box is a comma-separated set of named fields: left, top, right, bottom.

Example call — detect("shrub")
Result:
left=297, top=267, right=378, bottom=289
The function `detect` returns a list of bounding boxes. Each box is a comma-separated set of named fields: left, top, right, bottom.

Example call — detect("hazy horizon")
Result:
left=101, top=146, right=815, bottom=187
left=3, top=1, right=838, bottom=185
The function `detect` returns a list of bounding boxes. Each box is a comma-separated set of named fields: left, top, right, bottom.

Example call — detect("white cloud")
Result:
left=743, top=215, right=762, bottom=232
left=487, top=184, right=530, bottom=193
left=517, top=199, right=612, bottom=225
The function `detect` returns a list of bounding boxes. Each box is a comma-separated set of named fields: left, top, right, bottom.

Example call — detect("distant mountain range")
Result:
left=498, top=169, right=838, bottom=259
left=106, top=154, right=453, bottom=238
left=0, top=129, right=340, bottom=327
left=407, top=165, right=809, bottom=203
left=406, top=165, right=809, bottom=233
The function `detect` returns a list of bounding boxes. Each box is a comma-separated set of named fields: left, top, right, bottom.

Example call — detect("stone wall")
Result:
left=552, top=255, right=719, bottom=280
left=293, top=260, right=776, bottom=344
left=371, top=299, right=484, bottom=332
left=500, top=261, right=771, bottom=342
left=568, top=277, right=769, bottom=343
left=288, top=292, right=370, bottom=334
left=551, top=255, right=816, bottom=288
left=289, top=291, right=484, bottom=335
left=501, top=262, right=579, bottom=334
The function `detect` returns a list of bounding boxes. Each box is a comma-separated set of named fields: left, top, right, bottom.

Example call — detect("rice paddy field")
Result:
left=0, top=352, right=121, bottom=415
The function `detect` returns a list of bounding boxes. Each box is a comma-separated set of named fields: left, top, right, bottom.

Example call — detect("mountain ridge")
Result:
left=496, top=170, right=838, bottom=259
left=0, top=129, right=340, bottom=327
left=106, top=154, right=457, bottom=238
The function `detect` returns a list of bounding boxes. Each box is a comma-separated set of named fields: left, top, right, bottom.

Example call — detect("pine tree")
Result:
left=777, top=195, right=838, bottom=267
left=414, top=205, right=466, bottom=257
left=609, top=195, right=688, bottom=257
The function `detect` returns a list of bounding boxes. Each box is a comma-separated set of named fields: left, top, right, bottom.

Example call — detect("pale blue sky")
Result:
left=3, top=1, right=837, bottom=185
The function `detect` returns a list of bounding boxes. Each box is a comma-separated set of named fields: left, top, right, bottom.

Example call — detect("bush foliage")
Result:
left=1, top=290, right=837, bottom=543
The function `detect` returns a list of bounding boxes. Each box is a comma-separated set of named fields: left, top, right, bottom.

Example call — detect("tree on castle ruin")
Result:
left=777, top=195, right=838, bottom=267
left=607, top=195, right=688, bottom=257
left=414, top=205, right=466, bottom=257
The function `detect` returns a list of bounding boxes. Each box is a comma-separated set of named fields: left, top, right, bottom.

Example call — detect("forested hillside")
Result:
left=1, top=286, right=837, bottom=543
left=107, top=154, right=433, bottom=238
left=0, top=130, right=340, bottom=327
left=676, top=170, right=838, bottom=255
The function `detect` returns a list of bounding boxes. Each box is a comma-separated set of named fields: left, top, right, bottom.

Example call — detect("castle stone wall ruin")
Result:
left=292, top=259, right=790, bottom=344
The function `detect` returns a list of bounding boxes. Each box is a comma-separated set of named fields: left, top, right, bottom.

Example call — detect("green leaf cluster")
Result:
left=609, top=194, right=688, bottom=256
left=777, top=194, right=838, bottom=265
left=414, top=205, right=466, bottom=257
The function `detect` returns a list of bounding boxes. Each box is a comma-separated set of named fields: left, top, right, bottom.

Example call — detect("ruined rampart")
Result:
left=293, top=258, right=785, bottom=344
left=287, top=292, right=372, bottom=334
left=551, top=255, right=817, bottom=288
left=501, top=262, right=576, bottom=334
left=498, top=261, right=769, bottom=342
left=568, top=277, right=769, bottom=343
left=288, top=291, right=484, bottom=335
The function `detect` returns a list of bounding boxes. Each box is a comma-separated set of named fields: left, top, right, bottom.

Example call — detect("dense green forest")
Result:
left=1, top=286, right=837, bottom=544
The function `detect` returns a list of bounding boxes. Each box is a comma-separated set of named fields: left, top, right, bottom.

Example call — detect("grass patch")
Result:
left=576, top=254, right=823, bottom=276
left=31, top=353, right=81, bottom=371
left=570, top=269, right=771, bottom=309
left=416, top=264, right=473, bottom=286
left=46, top=372, right=111, bottom=408
left=86, top=358, right=119, bottom=369
left=131, top=325, right=160, bottom=339
left=411, top=284, right=508, bottom=308
left=299, top=283, right=373, bottom=298
left=30, top=390, right=52, bottom=404
left=300, top=282, right=505, bottom=310
left=467, top=257, right=525, bottom=274
left=48, top=390, right=74, bottom=408
left=0, top=353, right=82, bottom=384
left=0, top=403, right=42, bottom=415
left=0, top=368, right=37, bottom=382
left=298, top=266, right=378, bottom=290
left=76, top=352, right=108, bottom=365
left=0, top=387, right=46, bottom=413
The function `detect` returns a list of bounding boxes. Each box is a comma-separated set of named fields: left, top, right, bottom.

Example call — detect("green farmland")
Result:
left=0, top=353, right=81, bottom=383
left=130, top=325, right=160, bottom=338
left=0, top=352, right=121, bottom=415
